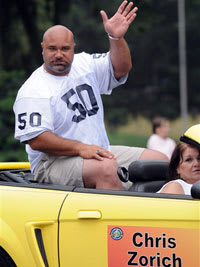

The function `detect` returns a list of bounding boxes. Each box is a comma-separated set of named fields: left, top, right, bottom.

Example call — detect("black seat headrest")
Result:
left=117, top=160, right=169, bottom=192
left=128, top=160, right=169, bottom=182
left=191, top=180, right=200, bottom=198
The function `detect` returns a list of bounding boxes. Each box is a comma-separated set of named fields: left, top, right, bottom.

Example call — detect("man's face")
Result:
left=41, top=29, right=75, bottom=76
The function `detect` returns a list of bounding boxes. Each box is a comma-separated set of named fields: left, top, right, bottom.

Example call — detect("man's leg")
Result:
left=34, top=147, right=168, bottom=190
left=82, top=157, right=123, bottom=190
left=34, top=154, right=84, bottom=186
left=139, top=149, right=169, bottom=161
left=34, top=154, right=123, bottom=190
left=111, top=145, right=169, bottom=168
left=83, top=147, right=168, bottom=190
left=110, top=146, right=169, bottom=190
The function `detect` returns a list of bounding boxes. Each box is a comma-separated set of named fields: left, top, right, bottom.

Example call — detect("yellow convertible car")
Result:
left=0, top=160, right=200, bottom=267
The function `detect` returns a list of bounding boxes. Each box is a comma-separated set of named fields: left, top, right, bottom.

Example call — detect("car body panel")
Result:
left=0, top=184, right=67, bottom=267
left=0, top=162, right=200, bottom=267
left=59, top=191, right=200, bottom=267
left=0, top=162, right=30, bottom=169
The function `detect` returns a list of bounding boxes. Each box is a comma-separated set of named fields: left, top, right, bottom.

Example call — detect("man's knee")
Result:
left=100, top=158, right=118, bottom=176
left=83, top=158, right=121, bottom=189
left=96, top=159, right=122, bottom=189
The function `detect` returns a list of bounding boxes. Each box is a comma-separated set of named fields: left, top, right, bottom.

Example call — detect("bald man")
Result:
left=41, top=26, right=75, bottom=75
left=14, top=1, right=168, bottom=190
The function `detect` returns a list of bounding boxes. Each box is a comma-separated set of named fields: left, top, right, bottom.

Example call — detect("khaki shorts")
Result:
left=34, top=145, right=144, bottom=189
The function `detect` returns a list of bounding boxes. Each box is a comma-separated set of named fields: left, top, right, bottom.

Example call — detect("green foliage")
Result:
left=0, top=70, right=27, bottom=161
left=108, top=131, right=148, bottom=148
left=0, top=0, right=199, bottom=161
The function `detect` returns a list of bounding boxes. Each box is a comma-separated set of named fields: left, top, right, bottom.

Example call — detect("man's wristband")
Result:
left=107, top=34, right=120, bottom=41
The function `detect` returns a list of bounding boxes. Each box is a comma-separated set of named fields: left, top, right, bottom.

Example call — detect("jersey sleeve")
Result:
left=14, top=97, right=53, bottom=142
left=90, top=52, right=128, bottom=94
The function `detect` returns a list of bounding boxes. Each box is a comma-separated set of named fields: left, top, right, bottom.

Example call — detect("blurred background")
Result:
left=0, top=0, right=199, bottom=161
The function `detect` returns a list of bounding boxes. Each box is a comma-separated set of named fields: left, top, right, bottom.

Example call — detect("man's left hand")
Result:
left=100, top=0, right=138, bottom=39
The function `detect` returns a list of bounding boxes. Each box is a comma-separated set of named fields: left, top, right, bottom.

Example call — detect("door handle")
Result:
left=78, top=210, right=102, bottom=219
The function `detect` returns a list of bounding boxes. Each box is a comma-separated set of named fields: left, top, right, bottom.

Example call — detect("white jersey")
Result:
left=14, top=52, right=128, bottom=171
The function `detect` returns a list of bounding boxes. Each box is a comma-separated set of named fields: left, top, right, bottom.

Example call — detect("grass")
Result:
left=107, top=115, right=200, bottom=147
left=108, top=131, right=148, bottom=147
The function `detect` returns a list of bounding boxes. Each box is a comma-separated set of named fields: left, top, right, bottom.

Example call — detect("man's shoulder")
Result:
left=16, top=66, right=52, bottom=99
left=74, top=52, right=109, bottom=64
left=73, top=52, right=96, bottom=66
left=20, top=66, right=44, bottom=88
left=72, top=52, right=96, bottom=75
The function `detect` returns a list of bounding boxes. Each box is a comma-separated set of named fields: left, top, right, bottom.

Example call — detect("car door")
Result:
left=58, top=189, right=200, bottom=267
left=0, top=184, right=68, bottom=267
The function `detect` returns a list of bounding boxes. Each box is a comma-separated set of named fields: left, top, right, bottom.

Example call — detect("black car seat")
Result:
left=0, top=169, right=33, bottom=183
left=118, top=160, right=169, bottom=193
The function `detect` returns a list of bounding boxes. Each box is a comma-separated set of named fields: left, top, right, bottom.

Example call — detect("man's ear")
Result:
left=41, top=42, right=44, bottom=54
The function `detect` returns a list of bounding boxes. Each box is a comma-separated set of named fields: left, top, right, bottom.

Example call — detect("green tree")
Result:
left=0, top=0, right=199, bottom=159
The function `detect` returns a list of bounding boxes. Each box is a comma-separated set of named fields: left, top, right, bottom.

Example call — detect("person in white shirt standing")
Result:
left=14, top=1, right=168, bottom=190
left=147, top=116, right=176, bottom=160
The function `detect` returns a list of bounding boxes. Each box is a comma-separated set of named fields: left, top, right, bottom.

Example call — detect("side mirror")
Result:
left=191, top=180, right=200, bottom=199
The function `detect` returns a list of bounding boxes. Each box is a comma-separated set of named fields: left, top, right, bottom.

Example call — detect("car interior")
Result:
left=0, top=160, right=200, bottom=198
left=118, top=160, right=169, bottom=193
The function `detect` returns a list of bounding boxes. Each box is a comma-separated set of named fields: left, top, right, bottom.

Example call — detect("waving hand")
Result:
left=100, top=1, right=138, bottom=39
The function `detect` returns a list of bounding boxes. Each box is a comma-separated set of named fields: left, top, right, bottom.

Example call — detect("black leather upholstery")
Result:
left=129, top=180, right=166, bottom=193
left=118, top=160, right=169, bottom=193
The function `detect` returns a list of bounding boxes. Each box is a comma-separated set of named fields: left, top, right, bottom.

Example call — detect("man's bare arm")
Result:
left=28, top=131, right=114, bottom=160
left=100, top=1, right=138, bottom=78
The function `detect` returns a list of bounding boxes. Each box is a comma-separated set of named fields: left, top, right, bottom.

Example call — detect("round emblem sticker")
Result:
left=110, top=227, right=123, bottom=240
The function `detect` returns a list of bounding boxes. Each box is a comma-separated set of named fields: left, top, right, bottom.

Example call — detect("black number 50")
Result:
left=18, top=112, right=41, bottom=130
left=61, top=84, right=99, bottom=123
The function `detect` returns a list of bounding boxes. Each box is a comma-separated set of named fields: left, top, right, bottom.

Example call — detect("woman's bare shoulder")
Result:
left=159, top=181, right=185, bottom=194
